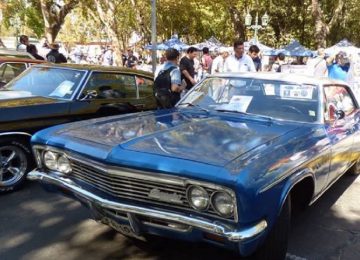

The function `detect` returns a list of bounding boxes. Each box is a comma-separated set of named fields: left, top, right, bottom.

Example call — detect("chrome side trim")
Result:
left=0, top=132, right=32, bottom=137
left=28, top=170, right=267, bottom=242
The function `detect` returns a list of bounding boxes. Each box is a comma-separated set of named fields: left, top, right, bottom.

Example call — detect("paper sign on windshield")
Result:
left=225, top=95, right=253, bottom=112
left=280, top=85, right=313, bottom=100
left=50, top=80, right=74, bottom=98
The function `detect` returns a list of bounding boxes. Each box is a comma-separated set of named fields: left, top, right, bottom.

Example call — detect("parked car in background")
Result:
left=0, top=57, right=46, bottom=88
left=28, top=73, right=360, bottom=259
left=0, top=48, right=35, bottom=59
left=0, top=64, right=156, bottom=192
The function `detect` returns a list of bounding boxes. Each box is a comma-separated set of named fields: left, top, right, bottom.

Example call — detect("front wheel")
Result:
left=0, top=138, right=34, bottom=193
left=348, top=158, right=360, bottom=176
left=250, top=196, right=291, bottom=260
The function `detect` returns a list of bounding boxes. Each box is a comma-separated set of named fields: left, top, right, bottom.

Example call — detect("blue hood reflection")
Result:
left=54, top=110, right=301, bottom=166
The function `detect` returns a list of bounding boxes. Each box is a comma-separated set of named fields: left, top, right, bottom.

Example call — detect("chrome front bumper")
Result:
left=28, top=170, right=267, bottom=242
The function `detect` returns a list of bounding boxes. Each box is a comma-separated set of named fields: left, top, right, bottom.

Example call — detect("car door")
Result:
left=324, top=85, right=357, bottom=185
left=70, top=71, right=139, bottom=119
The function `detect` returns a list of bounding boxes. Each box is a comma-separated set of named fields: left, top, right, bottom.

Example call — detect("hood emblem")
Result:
left=148, top=188, right=183, bottom=205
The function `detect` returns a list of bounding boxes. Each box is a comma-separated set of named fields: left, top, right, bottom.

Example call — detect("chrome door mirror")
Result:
left=335, top=110, right=345, bottom=120
left=81, top=90, right=98, bottom=100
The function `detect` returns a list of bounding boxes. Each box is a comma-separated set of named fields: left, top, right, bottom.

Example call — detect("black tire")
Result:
left=0, top=138, right=34, bottom=193
left=348, top=157, right=360, bottom=176
left=250, top=196, right=291, bottom=260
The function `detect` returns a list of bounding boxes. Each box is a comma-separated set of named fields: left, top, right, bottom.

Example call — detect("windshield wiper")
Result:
left=214, top=109, right=273, bottom=121
left=178, top=102, right=209, bottom=113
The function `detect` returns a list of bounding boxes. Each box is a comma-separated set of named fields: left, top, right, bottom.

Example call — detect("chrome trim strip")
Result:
left=27, top=170, right=266, bottom=242
left=0, top=132, right=32, bottom=137
left=75, top=70, right=94, bottom=100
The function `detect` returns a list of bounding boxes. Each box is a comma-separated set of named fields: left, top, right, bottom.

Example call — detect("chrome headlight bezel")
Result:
left=186, top=185, right=210, bottom=211
left=211, top=191, right=235, bottom=218
left=42, top=150, right=72, bottom=174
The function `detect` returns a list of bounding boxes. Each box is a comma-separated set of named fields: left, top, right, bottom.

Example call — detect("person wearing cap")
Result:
left=211, top=47, right=229, bottom=74
left=326, top=51, right=348, bottom=81
left=47, top=43, right=67, bottom=63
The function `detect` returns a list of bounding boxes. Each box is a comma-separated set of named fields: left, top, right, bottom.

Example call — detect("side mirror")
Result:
left=335, top=110, right=345, bottom=120
left=81, top=90, right=98, bottom=100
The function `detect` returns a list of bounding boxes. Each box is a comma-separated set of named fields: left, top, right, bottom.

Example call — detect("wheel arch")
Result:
left=280, top=170, right=315, bottom=217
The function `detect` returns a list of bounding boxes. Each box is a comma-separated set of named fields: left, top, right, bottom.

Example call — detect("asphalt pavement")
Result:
left=0, top=173, right=359, bottom=260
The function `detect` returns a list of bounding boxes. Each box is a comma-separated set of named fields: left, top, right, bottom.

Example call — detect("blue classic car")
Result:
left=28, top=73, right=360, bottom=259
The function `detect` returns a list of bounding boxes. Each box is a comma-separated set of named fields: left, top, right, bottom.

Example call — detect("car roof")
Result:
left=0, top=48, right=35, bottom=59
left=210, top=72, right=348, bottom=86
left=0, top=56, right=46, bottom=63
left=34, top=63, right=154, bottom=78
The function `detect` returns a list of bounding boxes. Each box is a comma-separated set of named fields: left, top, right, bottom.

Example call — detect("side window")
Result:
left=136, top=76, right=153, bottom=98
left=0, top=63, right=26, bottom=83
left=324, top=85, right=356, bottom=121
left=82, top=72, right=137, bottom=99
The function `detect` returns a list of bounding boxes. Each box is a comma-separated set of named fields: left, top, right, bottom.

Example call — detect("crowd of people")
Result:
left=153, top=39, right=360, bottom=109
left=5, top=35, right=359, bottom=105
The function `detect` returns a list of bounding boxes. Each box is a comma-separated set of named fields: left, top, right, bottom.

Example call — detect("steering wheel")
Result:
left=280, top=105, right=303, bottom=115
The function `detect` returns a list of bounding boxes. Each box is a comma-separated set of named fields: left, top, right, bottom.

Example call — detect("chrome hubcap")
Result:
left=0, top=146, right=27, bottom=187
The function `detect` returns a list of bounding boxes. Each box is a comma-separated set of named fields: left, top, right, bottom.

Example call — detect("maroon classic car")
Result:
left=0, top=57, right=46, bottom=88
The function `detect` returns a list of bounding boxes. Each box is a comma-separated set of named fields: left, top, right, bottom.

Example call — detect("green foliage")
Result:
left=2, top=0, right=43, bottom=38
left=2, top=0, right=360, bottom=48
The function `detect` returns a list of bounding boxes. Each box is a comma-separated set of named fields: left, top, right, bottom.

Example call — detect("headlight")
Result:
left=57, top=155, right=72, bottom=174
left=44, top=151, right=58, bottom=171
left=187, top=185, right=209, bottom=211
left=43, top=151, right=71, bottom=174
left=211, top=191, right=235, bottom=217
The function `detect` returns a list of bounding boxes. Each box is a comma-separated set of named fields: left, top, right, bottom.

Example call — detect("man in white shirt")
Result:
left=211, top=47, right=229, bottom=74
left=307, top=48, right=328, bottom=77
left=224, top=40, right=256, bottom=72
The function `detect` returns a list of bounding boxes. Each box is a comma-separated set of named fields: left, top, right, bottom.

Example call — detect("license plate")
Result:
left=102, top=217, right=143, bottom=239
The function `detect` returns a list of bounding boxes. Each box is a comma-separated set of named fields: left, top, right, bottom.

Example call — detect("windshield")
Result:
left=178, top=77, right=320, bottom=123
left=4, top=67, right=86, bottom=100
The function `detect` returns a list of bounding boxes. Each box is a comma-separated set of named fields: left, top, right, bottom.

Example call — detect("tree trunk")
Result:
left=93, top=0, right=124, bottom=66
left=40, top=0, right=79, bottom=43
left=228, top=5, right=246, bottom=40
left=311, top=0, right=344, bottom=48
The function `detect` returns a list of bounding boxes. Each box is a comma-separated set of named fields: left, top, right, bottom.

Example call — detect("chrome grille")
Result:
left=70, top=159, right=226, bottom=220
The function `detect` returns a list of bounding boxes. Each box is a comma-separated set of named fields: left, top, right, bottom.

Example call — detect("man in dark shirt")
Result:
left=126, top=49, right=138, bottom=69
left=249, top=45, right=261, bottom=71
left=180, top=47, right=198, bottom=90
left=46, top=43, right=67, bottom=63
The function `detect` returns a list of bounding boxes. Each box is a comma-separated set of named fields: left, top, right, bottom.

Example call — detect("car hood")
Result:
left=52, top=110, right=302, bottom=166
left=0, top=91, right=59, bottom=108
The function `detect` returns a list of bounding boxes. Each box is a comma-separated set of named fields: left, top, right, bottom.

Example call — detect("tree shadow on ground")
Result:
left=0, top=174, right=359, bottom=260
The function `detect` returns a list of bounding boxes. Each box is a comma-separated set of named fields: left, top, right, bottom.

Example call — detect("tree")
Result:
left=311, top=0, right=344, bottom=48
left=1, top=0, right=44, bottom=38
left=39, top=0, right=80, bottom=43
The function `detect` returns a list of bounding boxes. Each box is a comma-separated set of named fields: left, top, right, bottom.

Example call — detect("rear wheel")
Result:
left=0, top=138, right=33, bottom=193
left=250, top=196, right=291, bottom=260
left=349, top=157, right=360, bottom=176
